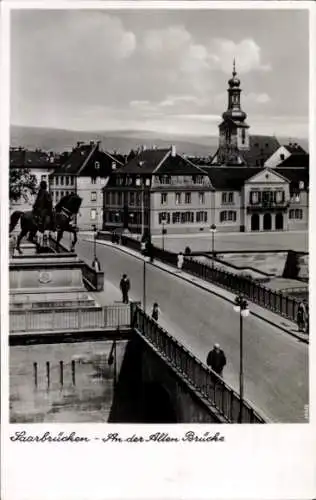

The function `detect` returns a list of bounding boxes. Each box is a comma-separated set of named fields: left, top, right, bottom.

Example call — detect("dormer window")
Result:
left=95, top=161, right=100, bottom=170
left=145, top=178, right=151, bottom=187
left=299, top=181, right=305, bottom=190
left=280, top=154, right=285, bottom=161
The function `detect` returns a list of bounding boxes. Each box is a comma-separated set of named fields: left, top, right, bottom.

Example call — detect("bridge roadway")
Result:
left=74, top=236, right=308, bottom=423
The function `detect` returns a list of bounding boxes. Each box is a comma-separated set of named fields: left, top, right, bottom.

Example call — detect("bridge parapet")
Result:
left=131, top=303, right=266, bottom=424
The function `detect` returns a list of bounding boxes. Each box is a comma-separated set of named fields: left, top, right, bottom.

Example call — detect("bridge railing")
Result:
left=98, top=232, right=301, bottom=323
left=131, top=303, right=266, bottom=424
left=10, top=304, right=132, bottom=333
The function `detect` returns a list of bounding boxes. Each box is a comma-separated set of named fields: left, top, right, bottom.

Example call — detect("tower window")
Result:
left=242, top=129, right=246, bottom=145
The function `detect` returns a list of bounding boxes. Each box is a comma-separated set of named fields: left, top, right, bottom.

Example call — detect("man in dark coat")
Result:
left=206, top=343, right=226, bottom=378
left=33, top=180, right=53, bottom=232
left=120, top=274, right=130, bottom=304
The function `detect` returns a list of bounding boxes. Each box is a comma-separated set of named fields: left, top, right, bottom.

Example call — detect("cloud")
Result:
left=245, top=92, right=271, bottom=104
left=209, top=38, right=272, bottom=73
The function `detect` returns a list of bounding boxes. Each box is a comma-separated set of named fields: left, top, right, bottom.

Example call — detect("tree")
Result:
left=10, top=167, right=37, bottom=203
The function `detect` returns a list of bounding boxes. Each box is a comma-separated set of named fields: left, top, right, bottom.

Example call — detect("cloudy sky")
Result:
left=10, top=8, right=309, bottom=137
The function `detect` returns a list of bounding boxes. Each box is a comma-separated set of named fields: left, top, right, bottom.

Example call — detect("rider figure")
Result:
left=32, top=180, right=53, bottom=233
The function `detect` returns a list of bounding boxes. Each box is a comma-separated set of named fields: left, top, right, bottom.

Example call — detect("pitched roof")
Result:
left=284, top=143, right=307, bottom=154
left=203, top=166, right=263, bottom=189
left=204, top=165, right=309, bottom=191
left=10, top=148, right=57, bottom=168
left=241, top=135, right=281, bottom=166
left=114, top=148, right=207, bottom=176
left=275, top=167, right=309, bottom=189
left=52, top=143, right=124, bottom=176
left=277, top=154, right=309, bottom=168
left=115, top=149, right=170, bottom=174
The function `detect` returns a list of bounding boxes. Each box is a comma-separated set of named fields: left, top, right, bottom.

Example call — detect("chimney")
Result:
left=171, top=145, right=176, bottom=157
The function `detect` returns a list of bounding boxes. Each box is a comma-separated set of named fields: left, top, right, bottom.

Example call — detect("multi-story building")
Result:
left=103, top=146, right=214, bottom=235
left=49, top=141, right=124, bottom=229
left=10, top=147, right=58, bottom=212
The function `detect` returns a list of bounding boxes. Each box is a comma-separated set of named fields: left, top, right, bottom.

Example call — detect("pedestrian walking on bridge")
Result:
left=120, top=274, right=130, bottom=304
left=206, top=343, right=226, bottom=378
left=151, top=302, right=161, bottom=322
left=177, top=252, right=184, bottom=271
left=297, top=301, right=306, bottom=332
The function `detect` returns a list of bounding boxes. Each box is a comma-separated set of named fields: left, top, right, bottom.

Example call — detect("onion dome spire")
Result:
left=228, top=58, right=241, bottom=88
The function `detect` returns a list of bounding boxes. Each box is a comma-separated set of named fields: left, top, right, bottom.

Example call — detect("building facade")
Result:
left=103, top=147, right=214, bottom=236
left=49, top=141, right=124, bottom=229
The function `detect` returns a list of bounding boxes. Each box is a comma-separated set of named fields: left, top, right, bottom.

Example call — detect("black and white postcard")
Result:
left=1, top=1, right=315, bottom=499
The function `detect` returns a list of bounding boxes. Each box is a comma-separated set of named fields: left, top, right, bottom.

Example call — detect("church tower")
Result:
left=215, top=60, right=250, bottom=165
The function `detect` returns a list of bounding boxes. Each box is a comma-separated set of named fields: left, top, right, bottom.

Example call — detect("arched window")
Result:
left=241, top=128, right=246, bottom=145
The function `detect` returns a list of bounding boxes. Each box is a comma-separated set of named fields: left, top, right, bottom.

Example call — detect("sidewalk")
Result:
left=84, top=237, right=309, bottom=345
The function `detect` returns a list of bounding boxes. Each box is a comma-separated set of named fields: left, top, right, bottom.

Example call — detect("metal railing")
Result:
left=131, top=304, right=266, bottom=424
left=10, top=304, right=132, bottom=333
left=98, top=232, right=302, bottom=323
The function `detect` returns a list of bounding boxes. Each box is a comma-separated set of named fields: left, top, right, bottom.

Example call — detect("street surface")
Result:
left=76, top=237, right=308, bottom=423
left=151, top=230, right=308, bottom=253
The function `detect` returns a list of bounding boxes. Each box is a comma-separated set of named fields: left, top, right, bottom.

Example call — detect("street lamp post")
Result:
left=233, top=295, right=249, bottom=423
left=161, top=217, right=167, bottom=251
left=210, top=224, right=216, bottom=268
left=92, top=224, right=97, bottom=261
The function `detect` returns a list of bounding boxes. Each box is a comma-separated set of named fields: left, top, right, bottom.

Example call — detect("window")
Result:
left=105, top=192, right=110, bottom=205
left=198, top=192, right=205, bottom=204
left=250, top=191, right=261, bottom=204
left=194, top=176, right=203, bottom=185
left=56, top=192, right=59, bottom=201
left=95, top=161, right=100, bottom=170
left=175, top=193, right=181, bottom=205
left=118, top=192, right=122, bottom=205
left=41, top=174, right=46, bottom=182
left=160, top=176, right=171, bottom=185
left=56, top=177, right=59, bottom=186
left=91, top=191, right=97, bottom=202
left=220, top=211, right=237, bottom=222
left=196, top=211, right=208, bottom=223
left=241, top=129, right=246, bottom=145
left=275, top=190, right=285, bottom=204
left=291, top=192, right=300, bottom=203
left=185, top=192, right=191, bottom=204
left=159, top=212, right=170, bottom=224
left=172, top=212, right=181, bottom=224
left=280, top=153, right=285, bottom=161
left=91, top=177, right=97, bottom=184
left=65, top=176, right=69, bottom=186
left=136, top=192, right=141, bottom=205
left=60, top=176, right=64, bottom=186
left=289, top=209, right=303, bottom=220
left=180, top=212, right=194, bottom=223
left=161, top=193, right=168, bottom=205
left=130, top=192, right=135, bottom=205
left=299, top=181, right=305, bottom=190
left=222, top=192, right=234, bottom=204
left=90, top=209, right=97, bottom=220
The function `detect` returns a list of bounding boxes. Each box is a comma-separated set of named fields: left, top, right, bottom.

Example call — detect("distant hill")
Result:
left=10, top=125, right=217, bottom=157
left=10, top=125, right=308, bottom=157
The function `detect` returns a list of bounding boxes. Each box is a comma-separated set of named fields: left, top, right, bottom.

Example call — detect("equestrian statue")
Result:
left=9, top=180, right=82, bottom=254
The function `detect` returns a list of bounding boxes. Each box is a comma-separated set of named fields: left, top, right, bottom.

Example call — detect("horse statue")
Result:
left=9, top=193, right=82, bottom=254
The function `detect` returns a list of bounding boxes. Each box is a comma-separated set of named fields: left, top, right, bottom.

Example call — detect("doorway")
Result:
left=275, top=212, right=284, bottom=231
left=251, top=213, right=260, bottom=231
left=263, top=213, right=272, bottom=231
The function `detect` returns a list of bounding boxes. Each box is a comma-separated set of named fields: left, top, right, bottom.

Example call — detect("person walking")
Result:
left=120, top=274, right=130, bottom=304
left=177, top=252, right=184, bottom=271
left=297, top=301, right=306, bottom=332
left=151, top=302, right=161, bottom=322
left=206, top=343, right=226, bottom=378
